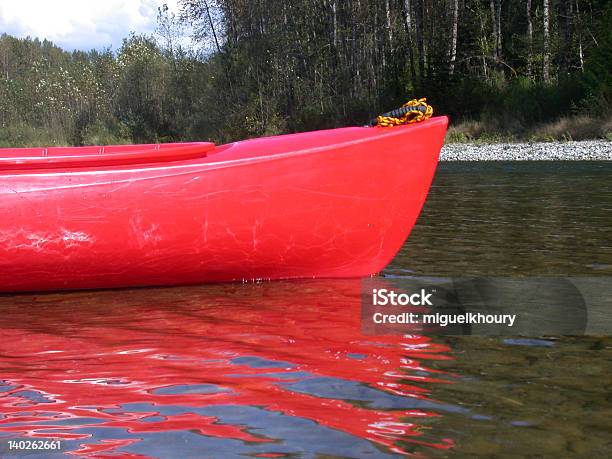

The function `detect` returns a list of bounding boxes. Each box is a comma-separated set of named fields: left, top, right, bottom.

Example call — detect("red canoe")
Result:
left=0, top=117, right=447, bottom=292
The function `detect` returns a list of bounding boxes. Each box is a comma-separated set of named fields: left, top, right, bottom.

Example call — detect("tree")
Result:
left=543, top=0, right=551, bottom=82
left=526, top=0, right=533, bottom=79
left=490, top=0, right=502, bottom=62
left=582, top=2, right=612, bottom=111
left=449, top=0, right=459, bottom=75
left=558, top=0, right=573, bottom=75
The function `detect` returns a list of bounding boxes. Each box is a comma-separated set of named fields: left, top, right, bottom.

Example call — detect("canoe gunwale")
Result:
left=0, top=142, right=215, bottom=171
left=0, top=118, right=448, bottom=176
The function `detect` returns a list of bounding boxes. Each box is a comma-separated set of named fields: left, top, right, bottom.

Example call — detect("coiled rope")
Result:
left=369, top=98, right=434, bottom=127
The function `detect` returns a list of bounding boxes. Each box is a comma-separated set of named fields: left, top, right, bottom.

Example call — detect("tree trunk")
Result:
left=449, top=0, right=459, bottom=75
left=490, top=0, right=502, bottom=61
left=479, top=5, right=489, bottom=79
left=401, top=0, right=416, bottom=81
left=559, top=0, right=573, bottom=75
left=351, top=0, right=357, bottom=96
left=496, top=0, right=502, bottom=59
left=425, top=0, right=433, bottom=79
left=402, top=0, right=412, bottom=31
left=375, top=3, right=386, bottom=69
left=527, top=0, right=533, bottom=78
left=415, top=0, right=425, bottom=81
left=575, top=0, right=584, bottom=71
left=203, top=0, right=221, bottom=55
left=385, top=0, right=393, bottom=51
left=543, top=0, right=551, bottom=82
left=490, top=0, right=497, bottom=60
left=332, top=0, right=338, bottom=49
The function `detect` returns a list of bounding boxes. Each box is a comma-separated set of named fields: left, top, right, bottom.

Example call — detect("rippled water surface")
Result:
left=1, top=161, right=611, bottom=458
left=390, top=161, right=612, bottom=276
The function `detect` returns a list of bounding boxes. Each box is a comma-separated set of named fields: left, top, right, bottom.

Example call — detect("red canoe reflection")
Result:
left=0, top=280, right=456, bottom=457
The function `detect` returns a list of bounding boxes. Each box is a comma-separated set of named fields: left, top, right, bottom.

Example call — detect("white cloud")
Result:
left=0, top=0, right=182, bottom=51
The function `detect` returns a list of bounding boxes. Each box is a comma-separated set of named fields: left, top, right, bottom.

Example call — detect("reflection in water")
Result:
left=1, top=161, right=611, bottom=457
left=0, top=281, right=458, bottom=457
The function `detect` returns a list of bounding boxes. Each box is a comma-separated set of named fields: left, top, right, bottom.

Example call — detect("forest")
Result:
left=0, top=0, right=610, bottom=147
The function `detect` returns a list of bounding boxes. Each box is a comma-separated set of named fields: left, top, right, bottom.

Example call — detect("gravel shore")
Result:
left=440, top=140, right=612, bottom=161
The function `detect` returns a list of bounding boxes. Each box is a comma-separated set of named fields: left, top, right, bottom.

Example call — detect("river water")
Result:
left=0, top=161, right=610, bottom=458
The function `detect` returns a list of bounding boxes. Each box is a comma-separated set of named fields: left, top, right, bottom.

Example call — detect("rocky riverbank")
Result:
left=440, top=140, right=612, bottom=161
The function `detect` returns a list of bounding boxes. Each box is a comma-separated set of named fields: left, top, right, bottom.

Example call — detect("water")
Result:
left=390, top=161, right=612, bottom=276
left=1, top=161, right=611, bottom=458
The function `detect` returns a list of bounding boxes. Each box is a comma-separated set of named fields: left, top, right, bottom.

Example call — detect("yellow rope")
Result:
left=376, top=97, right=434, bottom=127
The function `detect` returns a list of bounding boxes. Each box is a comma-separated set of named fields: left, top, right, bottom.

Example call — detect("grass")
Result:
left=446, top=115, right=612, bottom=144
left=0, top=123, right=70, bottom=148
left=0, top=122, right=132, bottom=148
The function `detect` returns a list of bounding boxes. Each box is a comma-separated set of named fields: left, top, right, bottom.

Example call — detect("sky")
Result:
left=0, top=0, right=183, bottom=51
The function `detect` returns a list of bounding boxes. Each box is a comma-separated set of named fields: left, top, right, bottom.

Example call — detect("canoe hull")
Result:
left=0, top=117, right=447, bottom=292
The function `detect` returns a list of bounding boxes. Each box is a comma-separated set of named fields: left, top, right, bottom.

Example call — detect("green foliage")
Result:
left=0, top=123, right=69, bottom=147
left=0, top=32, right=219, bottom=146
left=582, top=3, right=612, bottom=113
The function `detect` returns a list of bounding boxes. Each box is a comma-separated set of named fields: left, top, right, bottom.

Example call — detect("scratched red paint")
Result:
left=0, top=118, right=447, bottom=292
left=0, top=280, right=456, bottom=457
